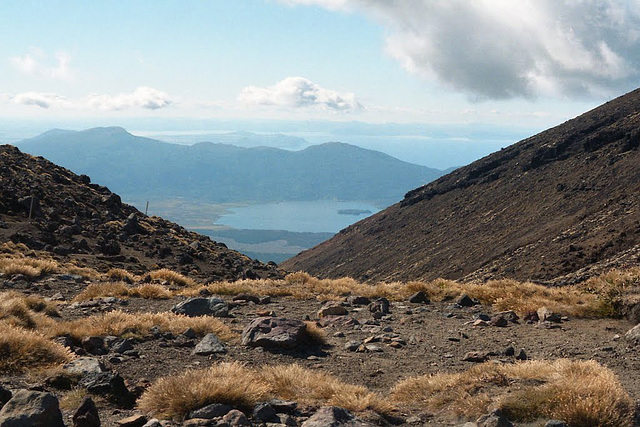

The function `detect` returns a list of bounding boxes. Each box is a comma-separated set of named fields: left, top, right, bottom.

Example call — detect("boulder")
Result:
left=625, top=323, right=640, bottom=343
left=0, top=386, right=12, bottom=409
left=476, top=409, right=513, bottom=427
left=72, top=396, right=100, bottom=427
left=0, top=389, right=64, bottom=427
left=171, top=297, right=229, bottom=317
left=193, top=333, right=226, bottom=355
left=408, top=291, right=430, bottom=304
left=301, top=406, right=371, bottom=427
left=241, top=317, right=309, bottom=349
left=318, top=302, right=348, bottom=317
left=456, top=294, right=478, bottom=307
left=188, top=403, right=232, bottom=420
left=63, top=357, right=106, bottom=376
left=223, top=409, right=250, bottom=427
left=537, top=307, right=561, bottom=323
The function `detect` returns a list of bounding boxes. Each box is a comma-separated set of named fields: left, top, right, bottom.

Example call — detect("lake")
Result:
left=215, top=200, right=382, bottom=233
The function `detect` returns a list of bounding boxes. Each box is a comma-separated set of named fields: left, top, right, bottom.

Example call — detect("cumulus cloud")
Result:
left=284, top=0, right=640, bottom=100
left=239, top=77, right=362, bottom=111
left=10, top=48, right=74, bottom=80
left=87, top=87, right=173, bottom=111
left=12, top=92, right=71, bottom=109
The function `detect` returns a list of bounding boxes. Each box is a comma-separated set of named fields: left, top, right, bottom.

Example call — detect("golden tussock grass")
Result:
left=0, top=322, right=73, bottom=373
left=192, top=269, right=639, bottom=319
left=0, top=291, right=59, bottom=329
left=149, top=268, right=197, bottom=287
left=73, top=282, right=172, bottom=302
left=58, top=389, right=92, bottom=411
left=47, top=310, right=235, bottom=342
left=104, top=268, right=137, bottom=282
left=138, top=362, right=390, bottom=420
left=0, top=257, right=59, bottom=278
left=390, top=359, right=634, bottom=426
left=304, top=321, right=327, bottom=345
left=138, top=362, right=270, bottom=419
left=259, top=364, right=392, bottom=414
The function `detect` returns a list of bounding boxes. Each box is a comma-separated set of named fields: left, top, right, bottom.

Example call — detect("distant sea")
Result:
left=215, top=200, right=382, bottom=233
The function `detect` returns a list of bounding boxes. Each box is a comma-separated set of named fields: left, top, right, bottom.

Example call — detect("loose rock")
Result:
left=193, top=333, right=226, bottom=355
left=171, top=297, right=229, bottom=317
left=242, top=317, right=309, bottom=349
left=0, top=389, right=65, bottom=427
left=72, top=396, right=100, bottom=427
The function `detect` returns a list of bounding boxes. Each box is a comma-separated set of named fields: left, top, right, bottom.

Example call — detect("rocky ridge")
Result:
left=283, top=88, right=640, bottom=284
left=0, top=144, right=283, bottom=281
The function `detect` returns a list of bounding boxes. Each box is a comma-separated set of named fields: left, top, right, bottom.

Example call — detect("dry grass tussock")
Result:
left=73, top=282, right=171, bottom=301
left=391, top=359, right=634, bottom=426
left=139, top=362, right=390, bottom=420
left=138, top=362, right=270, bottom=419
left=0, top=256, right=59, bottom=278
left=191, top=269, right=640, bottom=318
left=149, top=268, right=197, bottom=287
left=0, top=322, right=73, bottom=373
left=47, top=310, right=235, bottom=341
left=104, top=268, right=137, bottom=282
left=0, top=291, right=59, bottom=329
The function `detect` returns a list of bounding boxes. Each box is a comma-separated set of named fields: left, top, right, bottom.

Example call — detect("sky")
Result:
left=1, top=0, right=640, bottom=139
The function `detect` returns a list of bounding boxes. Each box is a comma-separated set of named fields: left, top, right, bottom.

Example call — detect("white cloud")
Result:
left=10, top=48, right=74, bottom=80
left=239, top=77, right=363, bottom=112
left=285, top=0, right=640, bottom=100
left=87, top=87, right=173, bottom=111
left=12, top=92, right=71, bottom=109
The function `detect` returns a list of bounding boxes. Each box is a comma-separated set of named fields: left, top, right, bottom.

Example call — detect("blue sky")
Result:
left=1, top=0, right=639, bottom=132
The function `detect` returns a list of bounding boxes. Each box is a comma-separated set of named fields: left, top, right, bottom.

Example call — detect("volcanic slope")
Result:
left=0, top=144, right=282, bottom=282
left=283, top=88, right=640, bottom=284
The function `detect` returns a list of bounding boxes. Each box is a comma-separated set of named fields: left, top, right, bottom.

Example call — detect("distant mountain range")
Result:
left=17, top=127, right=445, bottom=204
left=283, top=88, right=640, bottom=284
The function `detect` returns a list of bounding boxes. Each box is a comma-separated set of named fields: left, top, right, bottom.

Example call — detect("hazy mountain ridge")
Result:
left=283, top=88, right=640, bottom=283
left=17, top=127, right=445, bottom=204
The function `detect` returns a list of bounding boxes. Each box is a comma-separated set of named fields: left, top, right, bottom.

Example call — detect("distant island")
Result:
left=337, top=209, right=372, bottom=216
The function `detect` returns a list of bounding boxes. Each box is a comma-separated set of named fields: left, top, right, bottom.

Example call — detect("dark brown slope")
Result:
left=0, top=144, right=283, bottom=281
left=283, top=89, right=640, bottom=284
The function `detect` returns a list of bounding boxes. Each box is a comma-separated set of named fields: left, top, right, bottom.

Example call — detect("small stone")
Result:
left=504, top=346, right=515, bottom=357
left=333, top=331, right=345, bottom=338
left=345, top=340, right=361, bottom=351
left=189, top=403, right=232, bottom=419
left=253, top=403, right=277, bottom=423
left=408, top=291, right=430, bottom=304
left=141, top=420, right=163, bottom=427
left=515, top=349, right=527, bottom=360
left=233, top=293, right=261, bottom=304
left=347, top=296, right=371, bottom=306
left=545, top=421, right=568, bottom=427
left=456, top=294, right=477, bottom=307
left=72, top=396, right=100, bottom=427
left=476, top=408, right=513, bottom=427
left=117, top=414, right=147, bottom=427
left=318, top=302, right=348, bottom=317
left=473, top=319, right=490, bottom=327
left=193, top=333, right=226, bottom=356
left=223, top=409, right=250, bottom=427
left=462, top=351, right=488, bottom=363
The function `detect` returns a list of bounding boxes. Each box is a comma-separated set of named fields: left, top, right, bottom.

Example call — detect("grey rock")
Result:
left=63, top=357, right=106, bottom=376
left=515, top=348, right=527, bottom=360
left=544, top=421, right=568, bottom=427
left=141, top=420, right=163, bottom=427
left=318, top=302, right=348, bottom=317
left=269, top=400, right=297, bottom=414
left=72, top=396, right=100, bottom=427
left=0, top=389, right=64, bottom=427
left=241, top=317, right=309, bottom=349
left=301, top=406, right=371, bottom=427
left=253, top=403, right=277, bottom=423
left=456, top=294, right=478, bottom=307
left=368, top=298, right=390, bottom=315
left=223, top=410, right=250, bottom=427
left=111, top=338, right=135, bottom=354
left=625, top=323, right=640, bottom=343
left=0, top=386, right=12, bottom=409
left=171, top=298, right=229, bottom=317
left=232, top=293, right=261, bottom=304
left=345, top=341, right=361, bottom=351
left=347, top=296, right=371, bottom=306
left=188, top=403, right=232, bottom=420
left=193, top=333, right=226, bottom=355
left=462, top=351, right=489, bottom=363
left=476, top=409, right=513, bottom=427
left=408, top=291, right=430, bottom=304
